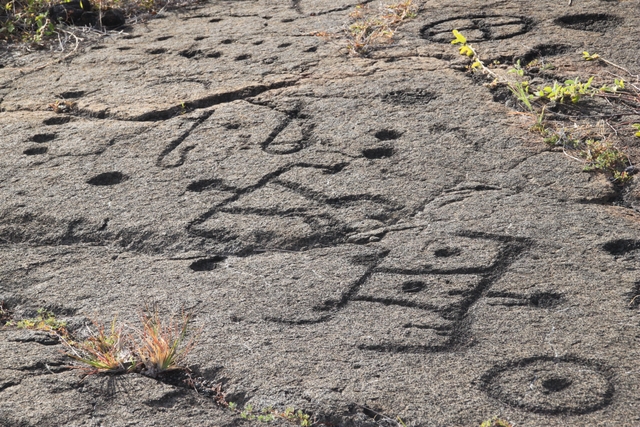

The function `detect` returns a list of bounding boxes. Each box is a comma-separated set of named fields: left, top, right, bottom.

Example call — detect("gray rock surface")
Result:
left=2, top=0, right=640, bottom=425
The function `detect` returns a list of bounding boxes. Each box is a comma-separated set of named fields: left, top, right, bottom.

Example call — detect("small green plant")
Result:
left=240, top=404, right=256, bottom=420
left=0, top=0, right=56, bottom=42
left=480, top=417, right=513, bottom=427
left=533, top=77, right=597, bottom=103
left=581, top=139, right=632, bottom=184
left=508, top=59, right=526, bottom=77
left=508, top=80, right=534, bottom=112
left=451, top=31, right=638, bottom=186
left=8, top=308, right=68, bottom=334
left=228, top=403, right=313, bottom=426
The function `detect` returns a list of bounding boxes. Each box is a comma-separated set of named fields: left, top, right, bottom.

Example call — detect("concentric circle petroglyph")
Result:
left=421, top=15, right=534, bottom=43
left=481, top=356, right=614, bottom=415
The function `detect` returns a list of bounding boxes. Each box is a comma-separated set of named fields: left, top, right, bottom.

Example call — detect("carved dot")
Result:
left=31, top=133, right=56, bottom=143
left=189, top=256, right=227, bottom=271
left=194, top=36, right=208, bottom=41
left=209, top=18, right=222, bottom=23
left=542, top=377, right=572, bottom=393
left=156, top=35, right=173, bottom=41
left=362, top=147, right=394, bottom=159
left=59, top=90, right=85, bottom=99
left=434, top=247, right=462, bottom=257
left=87, top=171, right=128, bottom=186
left=253, top=40, right=264, bottom=45
left=235, top=54, right=251, bottom=61
left=147, top=48, right=167, bottom=54
left=374, top=129, right=402, bottom=141
left=187, top=179, right=223, bottom=192
left=603, top=239, right=640, bottom=255
left=277, top=42, right=292, bottom=48
left=529, top=292, right=563, bottom=308
left=304, top=46, right=318, bottom=52
left=555, top=13, right=621, bottom=32
left=401, top=280, right=426, bottom=293
left=23, top=146, right=48, bottom=155
left=206, top=52, right=222, bottom=58
left=220, top=39, right=234, bottom=44
left=117, top=46, right=133, bottom=51
left=179, top=49, right=202, bottom=59
left=43, top=116, right=71, bottom=126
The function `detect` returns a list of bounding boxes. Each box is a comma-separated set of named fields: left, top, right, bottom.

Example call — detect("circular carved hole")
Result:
left=31, top=133, right=56, bottom=143
left=374, top=129, right=402, bottom=141
left=23, top=146, right=48, bottom=155
left=434, top=247, right=461, bottom=257
left=87, top=171, right=128, bottom=186
left=401, top=280, right=426, bottom=293
left=59, top=90, right=85, bottom=99
left=541, top=377, right=572, bottom=393
left=43, top=116, right=71, bottom=126
left=362, top=147, right=394, bottom=159
left=529, top=292, right=563, bottom=308
left=189, top=256, right=227, bottom=271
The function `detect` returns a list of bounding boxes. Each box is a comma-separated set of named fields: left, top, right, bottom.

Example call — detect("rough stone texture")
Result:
left=1, top=0, right=640, bottom=426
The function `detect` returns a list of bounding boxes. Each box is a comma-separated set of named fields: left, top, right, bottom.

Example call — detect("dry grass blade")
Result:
left=0, top=301, right=12, bottom=323
left=346, top=0, right=417, bottom=56
left=63, top=317, right=136, bottom=374
left=137, top=308, right=196, bottom=378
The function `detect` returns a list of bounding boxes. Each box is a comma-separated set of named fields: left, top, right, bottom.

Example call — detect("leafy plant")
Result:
left=451, top=31, right=639, bottom=186
left=480, top=417, right=513, bottom=427
left=581, top=139, right=633, bottom=184
left=534, top=77, right=596, bottom=103
left=508, top=59, right=525, bottom=77
left=8, top=308, right=67, bottom=334
left=228, top=403, right=313, bottom=426
left=508, top=80, right=534, bottom=112
left=450, top=29, right=496, bottom=76
left=0, top=0, right=56, bottom=42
